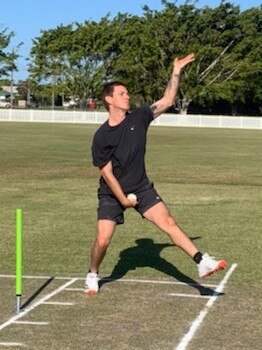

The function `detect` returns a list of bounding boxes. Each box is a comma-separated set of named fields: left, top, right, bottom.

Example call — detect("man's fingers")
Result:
left=186, top=53, right=195, bottom=60
left=185, top=53, right=196, bottom=63
left=174, top=53, right=196, bottom=67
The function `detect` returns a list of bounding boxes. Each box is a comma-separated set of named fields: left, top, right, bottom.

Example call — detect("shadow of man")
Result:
left=100, top=238, right=222, bottom=296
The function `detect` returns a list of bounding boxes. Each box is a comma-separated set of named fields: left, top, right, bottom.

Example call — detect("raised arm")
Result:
left=150, top=53, right=195, bottom=118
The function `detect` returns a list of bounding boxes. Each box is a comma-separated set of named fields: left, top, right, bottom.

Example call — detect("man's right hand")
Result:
left=122, top=196, right=138, bottom=208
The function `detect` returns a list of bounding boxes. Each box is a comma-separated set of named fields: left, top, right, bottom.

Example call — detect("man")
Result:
left=85, top=53, right=227, bottom=295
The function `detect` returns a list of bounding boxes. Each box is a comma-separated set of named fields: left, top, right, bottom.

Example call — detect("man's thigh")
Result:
left=135, top=185, right=162, bottom=216
left=142, top=201, right=171, bottom=226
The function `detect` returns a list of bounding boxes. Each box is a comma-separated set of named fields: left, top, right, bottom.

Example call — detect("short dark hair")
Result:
left=102, top=81, right=126, bottom=110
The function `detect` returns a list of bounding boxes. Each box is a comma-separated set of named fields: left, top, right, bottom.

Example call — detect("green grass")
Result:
left=0, top=122, right=261, bottom=349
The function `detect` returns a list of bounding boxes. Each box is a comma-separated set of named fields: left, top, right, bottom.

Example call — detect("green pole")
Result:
left=16, top=208, right=22, bottom=312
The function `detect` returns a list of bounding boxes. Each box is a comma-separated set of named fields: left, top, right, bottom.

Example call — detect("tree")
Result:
left=103, top=1, right=256, bottom=114
left=140, top=1, right=245, bottom=113
left=29, top=25, right=73, bottom=107
left=187, top=2, right=262, bottom=115
left=29, top=20, right=110, bottom=108
left=0, top=25, right=22, bottom=81
left=62, top=19, right=109, bottom=108
left=27, top=1, right=261, bottom=114
left=100, top=13, right=158, bottom=105
left=229, top=6, right=262, bottom=114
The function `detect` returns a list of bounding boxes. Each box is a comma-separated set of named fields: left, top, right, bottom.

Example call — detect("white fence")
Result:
left=0, top=108, right=261, bottom=129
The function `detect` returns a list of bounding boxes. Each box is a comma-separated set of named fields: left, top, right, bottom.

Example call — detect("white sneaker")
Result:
left=198, top=253, right=227, bottom=278
left=84, top=272, right=100, bottom=295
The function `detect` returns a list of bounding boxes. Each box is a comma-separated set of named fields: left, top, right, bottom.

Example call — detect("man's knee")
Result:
left=95, top=236, right=110, bottom=250
left=157, top=214, right=177, bottom=231
left=166, top=215, right=177, bottom=227
left=95, top=220, right=116, bottom=249
left=95, top=230, right=114, bottom=250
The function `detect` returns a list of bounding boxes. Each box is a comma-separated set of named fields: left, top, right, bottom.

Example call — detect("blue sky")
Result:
left=1, top=0, right=261, bottom=81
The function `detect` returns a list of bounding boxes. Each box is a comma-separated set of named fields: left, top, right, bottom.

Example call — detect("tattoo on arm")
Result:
left=150, top=104, right=158, bottom=113
left=171, top=74, right=180, bottom=85
left=167, top=81, right=172, bottom=90
left=150, top=73, right=181, bottom=118
left=166, top=74, right=180, bottom=92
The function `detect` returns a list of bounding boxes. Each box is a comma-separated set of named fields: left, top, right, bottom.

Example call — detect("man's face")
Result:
left=109, top=85, right=130, bottom=111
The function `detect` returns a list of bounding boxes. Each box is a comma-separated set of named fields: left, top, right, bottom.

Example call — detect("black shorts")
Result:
left=97, top=183, right=163, bottom=225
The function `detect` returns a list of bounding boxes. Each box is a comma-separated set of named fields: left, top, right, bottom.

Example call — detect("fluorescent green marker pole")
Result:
left=16, top=208, right=22, bottom=313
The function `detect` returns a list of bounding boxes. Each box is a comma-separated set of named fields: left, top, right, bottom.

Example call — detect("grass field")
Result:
left=0, top=122, right=261, bottom=350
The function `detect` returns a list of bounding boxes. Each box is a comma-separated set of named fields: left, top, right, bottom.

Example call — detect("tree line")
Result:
left=1, top=1, right=261, bottom=115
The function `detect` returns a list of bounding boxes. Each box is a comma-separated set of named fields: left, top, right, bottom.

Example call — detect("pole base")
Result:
left=16, top=295, right=22, bottom=314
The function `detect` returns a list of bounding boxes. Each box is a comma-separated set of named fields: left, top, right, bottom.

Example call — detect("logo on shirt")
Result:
left=130, top=125, right=135, bottom=131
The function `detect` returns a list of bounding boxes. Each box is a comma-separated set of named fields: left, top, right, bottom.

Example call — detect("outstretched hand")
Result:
left=173, top=53, right=195, bottom=72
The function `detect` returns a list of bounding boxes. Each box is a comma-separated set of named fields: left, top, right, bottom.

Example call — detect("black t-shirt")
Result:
left=92, top=106, right=154, bottom=195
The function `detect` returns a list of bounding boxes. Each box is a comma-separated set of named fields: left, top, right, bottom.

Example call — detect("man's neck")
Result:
left=108, top=108, right=127, bottom=126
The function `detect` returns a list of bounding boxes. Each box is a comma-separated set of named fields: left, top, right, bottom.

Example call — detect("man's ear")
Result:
left=105, top=95, right=112, bottom=106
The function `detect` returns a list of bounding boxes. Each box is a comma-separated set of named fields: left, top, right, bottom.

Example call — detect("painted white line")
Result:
left=66, top=289, right=216, bottom=299
left=65, top=287, right=83, bottom=291
left=108, top=278, right=218, bottom=287
left=65, top=288, right=217, bottom=299
left=174, top=263, right=237, bottom=350
left=0, top=342, right=24, bottom=347
left=0, top=274, right=218, bottom=287
left=13, top=321, right=49, bottom=325
left=168, top=293, right=214, bottom=299
left=0, top=274, right=57, bottom=280
left=0, top=278, right=78, bottom=333
left=43, top=301, right=75, bottom=306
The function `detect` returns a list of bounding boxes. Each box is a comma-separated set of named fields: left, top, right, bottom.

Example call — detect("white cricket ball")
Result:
left=127, top=193, right=137, bottom=201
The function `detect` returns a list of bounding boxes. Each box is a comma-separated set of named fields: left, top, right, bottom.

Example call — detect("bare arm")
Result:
left=100, top=161, right=137, bottom=208
left=150, top=53, right=195, bottom=118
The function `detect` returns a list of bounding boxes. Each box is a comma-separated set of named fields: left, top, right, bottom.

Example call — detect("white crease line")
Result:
left=13, top=321, right=49, bottom=325
left=168, top=293, right=214, bottom=299
left=0, top=278, right=78, bottom=333
left=43, top=301, right=75, bottom=306
left=66, top=289, right=217, bottom=299
left=65, top=288, right=83, bottom=291
left=107, top=278, right=218, bottom=287
left=174, top=263, right=237, bottom=350
left=0, top=274, right=68, bottom=280
left=0, top=274, right=218, bottom=287
left=0, top=342, right=24, bottom=347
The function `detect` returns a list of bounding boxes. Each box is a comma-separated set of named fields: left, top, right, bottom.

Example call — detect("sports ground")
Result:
left=0, top=122, right=261, bottom=349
